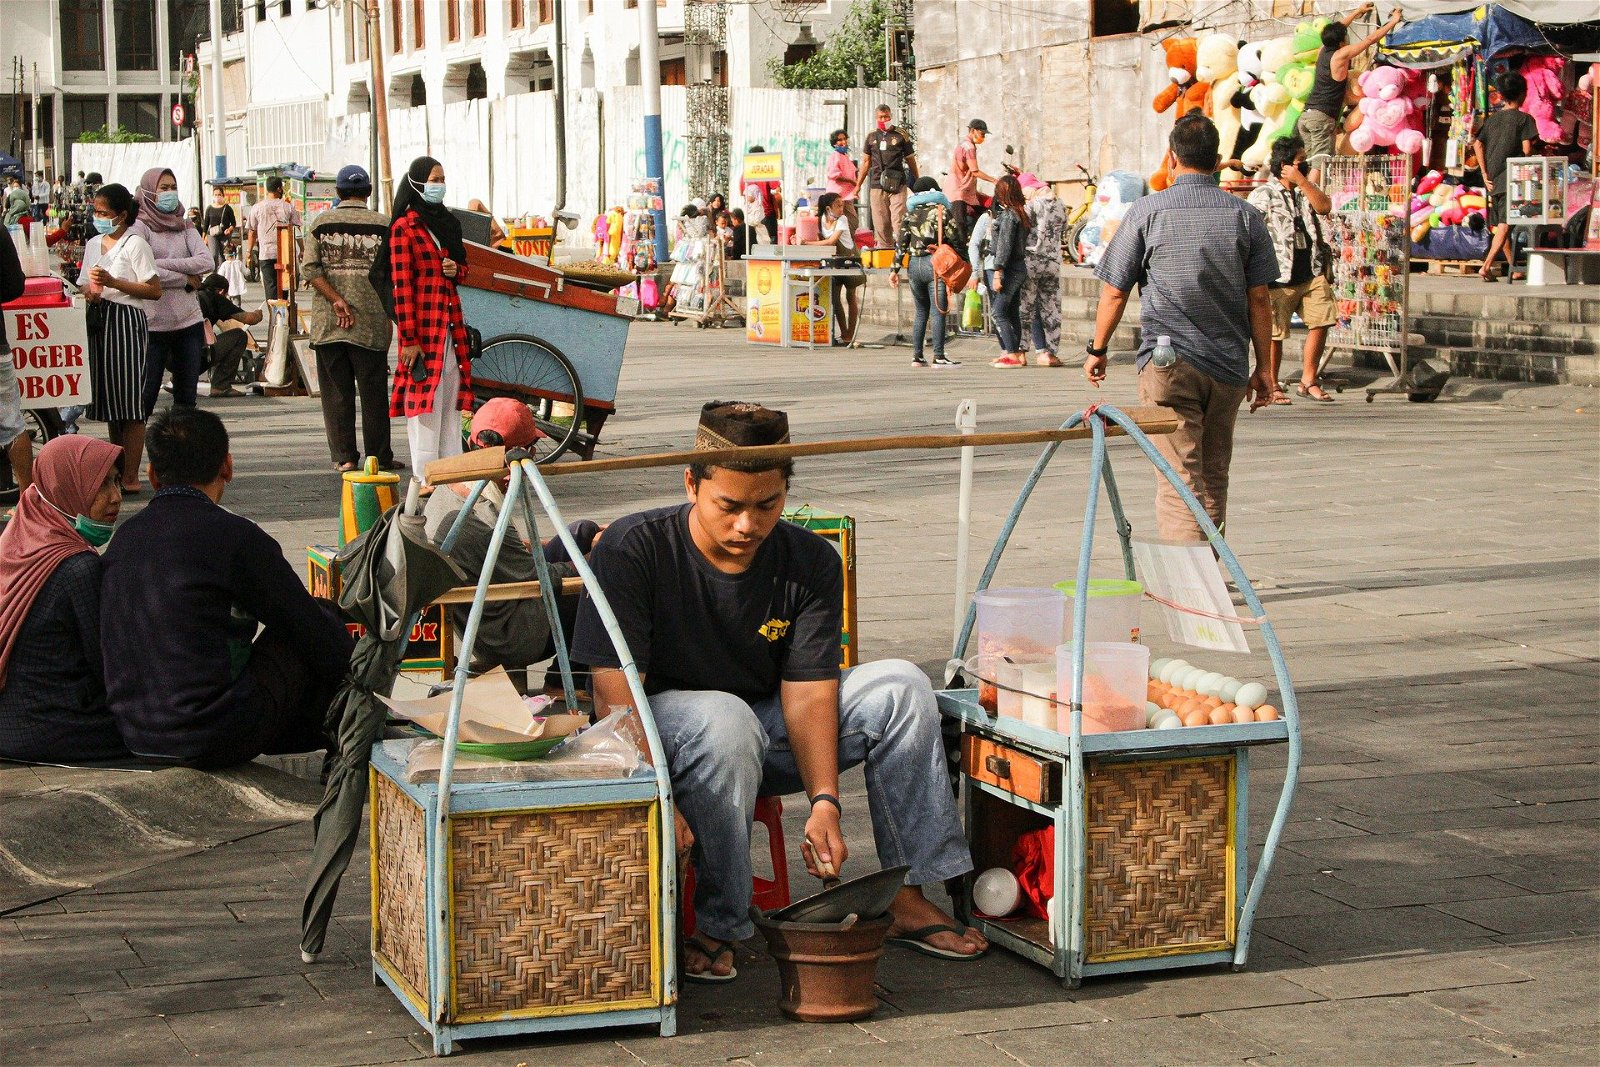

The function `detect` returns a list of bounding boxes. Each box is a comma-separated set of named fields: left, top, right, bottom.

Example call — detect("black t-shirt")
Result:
left=569, top=504, right=842, bottom=704
left=865, top=127, right=914, bottom=182
left=202, top=203, right=236, bottom=234
left=197, top=288, right=245, bottom=325
left=1477, top=108, right=1539, bottom=191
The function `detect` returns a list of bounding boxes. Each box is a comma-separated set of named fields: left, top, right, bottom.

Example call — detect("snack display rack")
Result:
left=940, top=405, right=1301, bottom=987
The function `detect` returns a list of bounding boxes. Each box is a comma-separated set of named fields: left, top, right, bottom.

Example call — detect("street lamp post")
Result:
left=364, top=0, right=393, bottom=212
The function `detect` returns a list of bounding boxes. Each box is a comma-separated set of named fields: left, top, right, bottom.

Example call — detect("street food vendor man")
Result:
left=570, top=401, right=986, bottom=983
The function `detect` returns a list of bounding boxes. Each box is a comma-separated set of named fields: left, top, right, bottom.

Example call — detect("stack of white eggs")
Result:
left=1143, top=657, right=1278, bottom=729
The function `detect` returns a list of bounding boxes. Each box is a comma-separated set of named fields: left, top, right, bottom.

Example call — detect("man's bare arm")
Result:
left=780, top=678, right=847, bottom=878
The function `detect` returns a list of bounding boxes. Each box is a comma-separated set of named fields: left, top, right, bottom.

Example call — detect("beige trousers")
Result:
left=869, top=186, right=908, bottom=250
left=1138, top=359, right=1250, bottom=543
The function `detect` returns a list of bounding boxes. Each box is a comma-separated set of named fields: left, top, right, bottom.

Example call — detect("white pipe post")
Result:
left=208, top=0, right=226, bottom=180
left=949, top=398, right=977, bottom=683
left=639, top=0, right=668, bottom=263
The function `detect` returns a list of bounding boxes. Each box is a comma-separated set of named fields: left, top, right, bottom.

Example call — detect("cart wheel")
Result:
left=1065, top=219, right=1089, bottom=265
left=471, top=335, right=586, bottom=463
left=1365, top=393, right=1375, bottom=403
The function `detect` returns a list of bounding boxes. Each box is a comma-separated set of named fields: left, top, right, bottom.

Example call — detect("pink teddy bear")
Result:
left=1349, top=66, right=1427, bottom=155
left=1520, top=55, right=1565, bottom=144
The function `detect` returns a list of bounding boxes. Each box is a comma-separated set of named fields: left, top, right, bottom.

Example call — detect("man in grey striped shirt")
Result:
left=1085, top=114, right=1279, bottom=543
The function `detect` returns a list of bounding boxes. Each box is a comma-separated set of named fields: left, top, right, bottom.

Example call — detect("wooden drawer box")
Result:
left=962, top=734, right=1060, bottom=806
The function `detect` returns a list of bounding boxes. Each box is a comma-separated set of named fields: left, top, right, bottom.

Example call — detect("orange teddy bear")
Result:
left=1151, top=37, right=1212, bottom=191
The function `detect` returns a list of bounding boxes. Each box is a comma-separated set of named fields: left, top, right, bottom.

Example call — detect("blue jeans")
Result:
left=907, top=255, right=948, bottom=360
left=990, top=263, right=1027, bottom=353
left=144, top=320, right=206, bottom=413
left=649, top=659, right=974, bottom=942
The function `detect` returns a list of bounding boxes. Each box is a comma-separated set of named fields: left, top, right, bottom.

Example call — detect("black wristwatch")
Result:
left=1085, top=342, right=1108, bottom=358
left=809, top=793, right=842, bottom=815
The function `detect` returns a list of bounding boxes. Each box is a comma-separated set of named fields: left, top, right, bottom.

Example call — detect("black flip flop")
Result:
left=682, top=935, right=739, bottom=984
left=886, top=923, right=987, bottom=961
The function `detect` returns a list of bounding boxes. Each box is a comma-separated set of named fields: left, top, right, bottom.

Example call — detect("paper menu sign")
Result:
left=379, top=666, right=585, bottom=745
left=1132, top=540, right=1250, bottom=654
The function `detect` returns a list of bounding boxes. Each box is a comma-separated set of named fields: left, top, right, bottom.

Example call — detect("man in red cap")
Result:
left=422, top=399, right=599, bottom=692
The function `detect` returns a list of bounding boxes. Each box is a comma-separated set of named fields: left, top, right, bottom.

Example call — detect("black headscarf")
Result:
left=390, top=155, right=465, bottom=263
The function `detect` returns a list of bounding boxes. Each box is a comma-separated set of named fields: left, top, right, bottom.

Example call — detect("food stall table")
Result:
left=744, top=245, right=845, bottom=348
left=941, top=405, right=1300, bottom=988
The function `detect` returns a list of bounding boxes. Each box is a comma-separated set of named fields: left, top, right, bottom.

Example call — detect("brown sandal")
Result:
left=1296, top=381, right=1335, bottom=403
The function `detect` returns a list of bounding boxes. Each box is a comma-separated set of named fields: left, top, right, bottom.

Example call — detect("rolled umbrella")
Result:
left=300, top=507, right=465, bottom=962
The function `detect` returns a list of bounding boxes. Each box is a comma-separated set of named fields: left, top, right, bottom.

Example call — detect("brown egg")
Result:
left=1202, top=696, right=1223, bottom=710
left=1254, top=704, right=1280, bottom=722
left=1208, top=706, right=1233, bottom=726
left=1147, top=681, right=1166, bottom=703
left=1181, top=709, right=1210, bottom=727
left=1180, top=698, right=1205, bottom=718
left=1231, top=705, right=1255, bottom=724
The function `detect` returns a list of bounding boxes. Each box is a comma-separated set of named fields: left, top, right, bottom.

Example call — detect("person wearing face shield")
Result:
left=0, top=436, right=132, bottom=763
left=129, top=168, right=213, bottom=412
left=375, top=156, right=473, bottom=473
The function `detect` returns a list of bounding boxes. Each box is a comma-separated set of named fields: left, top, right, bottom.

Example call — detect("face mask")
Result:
left=156, top=191, right=181, bottom=212
left=74, top=514, right=115, bottom=547
left=834, top=144, right=849, bottom=154
left=421, top=182, right=446, bottom=204
left=93, top=215, right=117, bottom=234
left=877, top=119, right=889, bottom=131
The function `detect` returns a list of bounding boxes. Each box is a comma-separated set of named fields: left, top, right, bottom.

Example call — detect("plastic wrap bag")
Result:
left=400, top=708, right=649, bottom=784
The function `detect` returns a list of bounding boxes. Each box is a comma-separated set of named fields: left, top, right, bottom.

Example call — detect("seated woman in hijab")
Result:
left=0, top=437, right=129, bottom=763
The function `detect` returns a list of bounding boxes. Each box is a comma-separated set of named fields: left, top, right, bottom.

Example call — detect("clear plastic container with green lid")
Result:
left=1053, top=578, right=1143, bottom=644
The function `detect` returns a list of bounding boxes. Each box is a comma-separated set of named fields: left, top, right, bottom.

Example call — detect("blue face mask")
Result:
left=156, top=191, right=181, bottom=213
left=93, top=215, right=117, bottom=234
left=834, top=144, right=849, bottom=154
left=74, top=514, right=115, bottom=547
left=421, top=182, right=446, bottom=205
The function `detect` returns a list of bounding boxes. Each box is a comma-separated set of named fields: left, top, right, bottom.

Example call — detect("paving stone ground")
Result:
left=3, top=317, right=1597, bottom=1066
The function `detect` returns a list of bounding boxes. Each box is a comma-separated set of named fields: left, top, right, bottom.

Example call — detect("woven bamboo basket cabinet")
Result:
left=368, top=744, right=674, bottom=1053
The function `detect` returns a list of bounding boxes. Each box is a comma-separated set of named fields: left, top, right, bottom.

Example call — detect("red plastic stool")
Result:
left=682, top=796, right=790, bottom=936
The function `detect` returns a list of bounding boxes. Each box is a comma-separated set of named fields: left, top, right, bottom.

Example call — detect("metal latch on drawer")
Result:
left=984, top=754, right=1011, bottom=778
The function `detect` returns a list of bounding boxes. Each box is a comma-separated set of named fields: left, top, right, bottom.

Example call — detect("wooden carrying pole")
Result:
left=424, top=407, right=1181, bottom=486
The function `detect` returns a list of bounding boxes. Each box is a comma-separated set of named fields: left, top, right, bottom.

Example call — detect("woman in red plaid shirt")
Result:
left=385, top=157, right=473, bottom=472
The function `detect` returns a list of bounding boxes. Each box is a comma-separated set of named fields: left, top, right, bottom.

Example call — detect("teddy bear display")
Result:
left=1151, top=37, right=1212, bottom=191
left=1198, top=35, right=1244, bottom=179
left=1520, top=55, right=1566, bottom=144
left=1241, top=36, right=1296, bottom=171
left=1231, top=41, right=1268, bottom=163
left=1349, top=65, right=1428, bottom=154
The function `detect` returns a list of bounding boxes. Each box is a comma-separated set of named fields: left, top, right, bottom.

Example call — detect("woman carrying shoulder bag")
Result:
left=76, top=184, right=162, bottom=493
left=889, top=177, right=966, bottom=368
left=378, top=156, right=474, bottom=473
left=986, top=174, right=1031, bottom=369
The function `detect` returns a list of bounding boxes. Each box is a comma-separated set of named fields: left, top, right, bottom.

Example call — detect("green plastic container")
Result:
left=1053, top=578, right=1143, bottom=644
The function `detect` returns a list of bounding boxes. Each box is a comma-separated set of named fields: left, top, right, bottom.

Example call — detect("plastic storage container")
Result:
left=1055, top=641, right=1149, bottom=733
left=795, top=210, right=820, bottom=243
left=1054, top=578, right=1143, bottom=644
left=974, top=588, right=1066, bottom=664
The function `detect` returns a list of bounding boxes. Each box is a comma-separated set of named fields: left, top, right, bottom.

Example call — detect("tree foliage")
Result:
left=769, top=0, right=889, bottom=90
left=77, top=125, right=155, bottom=144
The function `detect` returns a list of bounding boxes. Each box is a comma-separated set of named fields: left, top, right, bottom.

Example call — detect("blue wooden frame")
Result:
left=944, top=404, right=1301, bottom=986
left=371, top=458, right=678, bottom=1055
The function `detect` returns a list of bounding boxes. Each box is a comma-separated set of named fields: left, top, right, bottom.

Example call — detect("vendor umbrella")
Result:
left=300, top=507, right=465, bottom=962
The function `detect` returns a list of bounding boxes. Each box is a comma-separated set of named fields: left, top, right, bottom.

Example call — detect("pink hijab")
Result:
left=0, top=436, right=123, bottom=689
left=136, top=167, right=187, bottom=233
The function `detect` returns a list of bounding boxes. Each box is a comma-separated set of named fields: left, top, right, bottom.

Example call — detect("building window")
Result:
left=1091, top=0, right=1140, bottom=38
left=254, top=1, right=266, bottom=20
left=345, top=0, right=370, bottom=62
left=168, top=0, right=208, bottom=72
left=114, top=0, right=160, bottom=71
left=660, top=57, right=685, bottom=86
left=471, top=0, right=485, bottom=37
left=537, top=0, right=553, bottom=24
left=279, top=0, right=292, bottom=16
left=391, top=0, right=403, bottom=52
left=120, top=94, right=164, bottom=139
left=60, top=0, right=105, bottom=71
left=625, top=0, right=637, bottom=9
left=466, top=62, right=488, bottom=99
left=447, top=0, right=460, bottom=41
left=509, top=1, right=524, bottom=30
left=64, top=96, right=109, bottom=143
left=585, top=0, right=593, bottom=14
left=413, top=0, right=426, bottom=48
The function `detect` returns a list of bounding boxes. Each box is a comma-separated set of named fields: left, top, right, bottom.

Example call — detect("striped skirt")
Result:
left=86, top=302, right=149, bottom=424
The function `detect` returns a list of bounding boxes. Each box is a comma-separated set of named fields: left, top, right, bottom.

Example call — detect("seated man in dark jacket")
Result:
left=422, top=398, right=598, bottom=694
left=100, top=407, right=353, bottom=767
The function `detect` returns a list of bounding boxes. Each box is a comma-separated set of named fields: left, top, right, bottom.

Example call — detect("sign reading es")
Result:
left=7, top=306, right=93, bottom=407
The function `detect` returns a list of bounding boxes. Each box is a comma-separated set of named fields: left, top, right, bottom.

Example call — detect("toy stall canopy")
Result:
left=1384, top=3, right=1600, bottom=68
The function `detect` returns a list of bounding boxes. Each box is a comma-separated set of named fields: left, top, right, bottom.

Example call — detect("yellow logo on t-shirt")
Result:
left=758, top=618, right=791, bottom=642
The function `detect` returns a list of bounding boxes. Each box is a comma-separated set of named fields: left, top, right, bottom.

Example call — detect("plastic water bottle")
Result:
left=1151, top=334, right=1177, bottom=368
